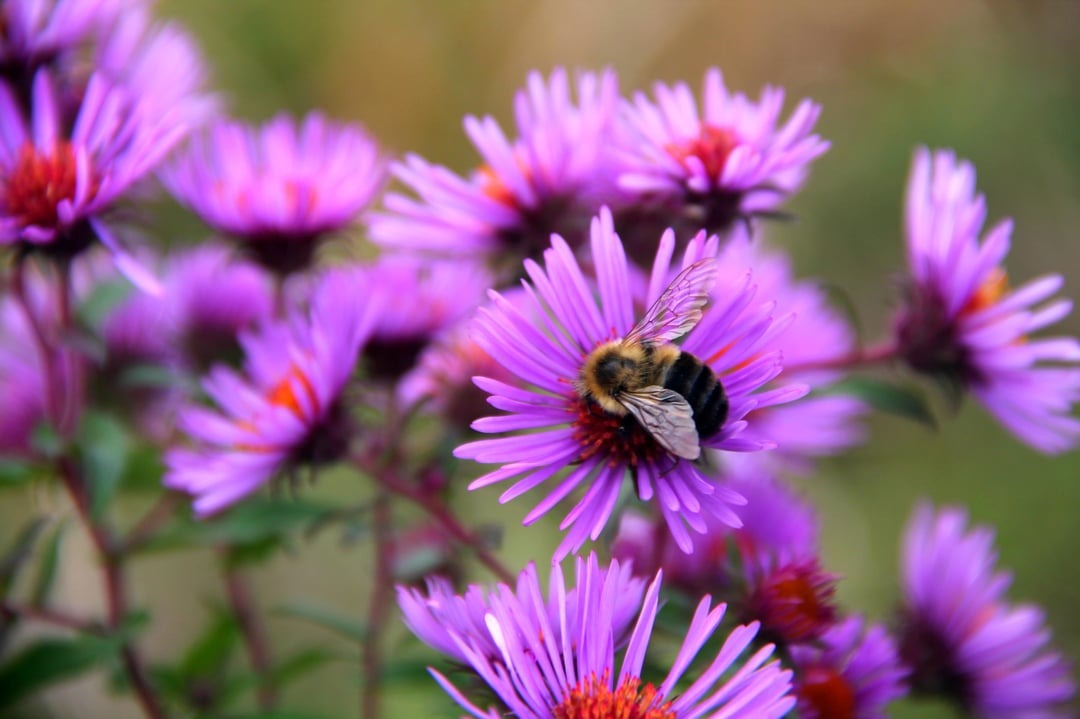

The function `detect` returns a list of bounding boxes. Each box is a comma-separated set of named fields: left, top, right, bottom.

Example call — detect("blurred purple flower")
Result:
left=164, top=113, right=384, bottom=275
left=895, top=148, right=1080, bottom=453
left=616, top=67, right=828, bottom=237
left=164, top=269, right=378, bottom=515
left=360, top=256, right=491, bottom=380
left=0, top=0, right=120, bottom=74
left=456, top=207, right=806, bottom=559
left=401, top=553, right=794, bottom=719
left=0, top=70, right=186, bottom=291
left=790, top=616, right=908, bottom=719
left=0, top=293, right=48, bottom=457
left=899, top=503, right=1075, bottom=717
left=371, top=67, right=619, bottom=261
left=714, top=233, right=867, bottom=475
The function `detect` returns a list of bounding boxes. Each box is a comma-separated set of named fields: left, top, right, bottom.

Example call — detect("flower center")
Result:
left=553, top=672, right=675, bottom=719
left=4, top=142, right=82, bottom=229
left=571, top=395, right=665, bottom=467
left=798, top=665, right=856, bottom=719
left=478, top=164, right=517, bottom=207
left=266, top=364, right=319, bottom=418
left=666, top=125, right=738, bottom=181
left=960, top=268, right=1009, bottom=317
left=749, top=560, right=838, bottom=644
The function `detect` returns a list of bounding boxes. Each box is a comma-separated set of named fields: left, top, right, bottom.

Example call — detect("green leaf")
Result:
left=269, top=647, right=337, bottom=686
left=0, top=636, right=120, bottom=709
left=0, top=459, right=35, bottom=487
left=30, top=522, right=66, bottom=606
left=824, top=376, right=937, bottom=428
left=77, top=411, right=132, bottom=519
left=0, top=518, right=47, bottom=597
left=276, top=601, right=366, bottom=642
left=179, top=608, right=241, bottom=679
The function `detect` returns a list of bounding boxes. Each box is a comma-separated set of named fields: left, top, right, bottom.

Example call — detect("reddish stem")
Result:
left=0, top=601, right=105, bottom=634
left=378, top=474, right=514, bottom=585
left=121, top=493, right=182, bottom=555
left=219, top=553, right=277, bottom=711
left=781, top=340, right=898, bottom=375
left=59, top=459, right=168, bottom=719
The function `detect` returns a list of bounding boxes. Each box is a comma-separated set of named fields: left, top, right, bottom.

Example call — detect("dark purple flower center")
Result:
left=571, top=395, right=666, bottom=467
left=898, top=611, right=972, bottom=708
left=747, top=559, right=838, bottom=644
left=797, top=665, right=856, bottom=719
left=554, top=671, right=675, bottom=719
left=4, top=141, right=83, bottom=229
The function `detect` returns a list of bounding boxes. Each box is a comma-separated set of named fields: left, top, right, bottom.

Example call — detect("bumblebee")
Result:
left=576, top=258, right=727, bottom=460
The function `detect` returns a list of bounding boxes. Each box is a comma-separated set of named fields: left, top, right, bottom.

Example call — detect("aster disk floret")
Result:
left=164, top=269, right=379, bottom=515
left=895, top=147, right=1080, bottom=453
left=0, top=70, right=186, bottom=291
left=455, top=207, right=806, bottom=560
left=164, top=112, right=384, bottom=275
left=371, top=67, right=619, bottom=261
left=899, top=503, right=1075, bottom=717
left=616, top=66, right=829, bottom=236
left=790, top=616, right=908, bottom=719
left=399, top=553, right=794, bottom=719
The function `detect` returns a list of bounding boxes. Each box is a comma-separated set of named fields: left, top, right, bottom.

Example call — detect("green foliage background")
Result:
left=2, top=1, right=1079, bottom=716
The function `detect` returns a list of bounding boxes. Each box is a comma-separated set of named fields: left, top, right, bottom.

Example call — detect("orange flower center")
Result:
left=666, top=125, right=738, bottom=180
left=961, top=268, right=1008, bottom=317
left=266, top=364, right=319, bottom=418
left=554, top=672, right=675, bottom=719
left=798, top=665, right=856, bottom=719
left=4, top=142, right=81, bottom=228
left=478, top=164, right=517, bottom=206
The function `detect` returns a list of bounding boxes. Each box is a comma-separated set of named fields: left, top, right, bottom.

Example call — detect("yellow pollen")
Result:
left=553, top=671, right=675, bottom=719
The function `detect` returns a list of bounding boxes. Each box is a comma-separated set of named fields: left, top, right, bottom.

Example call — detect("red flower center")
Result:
left=266, top=364, right=319, bottom=419
left=571, top=395, right=665, bottom=467
left=750, top=560, right=837, bottom=643
left=666, top=125, right=738, bottom=181
left=554, top=672, right=675, bottom=719
left=798, top=665, right=856, bottom=719
left=4, top=142, right=81, bottom=228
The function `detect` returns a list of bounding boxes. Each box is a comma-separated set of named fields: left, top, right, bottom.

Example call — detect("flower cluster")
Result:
left=0, top=9, right=1075, bottom=718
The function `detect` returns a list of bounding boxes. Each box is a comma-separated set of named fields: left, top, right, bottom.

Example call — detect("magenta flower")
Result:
left=397, top=554, right=646, bottom=666
left=899, top=503, right=1075, bottom=717
left=616, top=67, right=829, bottom=236
left=456, top=207, right=806, bottom=559
left=164, top=269, right=379, bottom=515
left=371, top=67, right=619, bottom=260
left=0, top=0, right=120, bottom=72
left=164, top=113, right=384, bottom=275
left=790, top=616, right=908, bottom=719
left=400, top=553, right=794, bottom=719
left=715, top=234, right=867, bottom=475
left=0, top=70, right=186, bottom=291
left=359, top=257, right=491, bottom=380
left=895, top=148, right=1080, bottom=453
left=0, top=294, right=48, bottom=457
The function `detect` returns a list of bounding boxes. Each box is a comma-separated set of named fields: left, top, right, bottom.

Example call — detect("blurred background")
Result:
left=4, top=0, right=1080, bottom=716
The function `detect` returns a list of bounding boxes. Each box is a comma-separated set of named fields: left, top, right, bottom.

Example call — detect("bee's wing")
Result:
left=620, top=386, right=701, bottom=461
left=623, top=258, right=717, bottom=346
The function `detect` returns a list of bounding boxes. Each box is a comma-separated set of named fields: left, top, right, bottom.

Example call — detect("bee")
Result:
left=576, top=258, right=727, bottom=461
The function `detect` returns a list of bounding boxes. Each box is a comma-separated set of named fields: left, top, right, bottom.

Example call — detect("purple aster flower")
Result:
left=401, top=553, right=794, bottom=719
left=0, top=0, right=120, bottom=78
left=163, top=113, right=384, bottom=276
left=895, top=148, right=1080, bottom=453
left=612, top=471, right=836, bottom=646
left=0, top=293, right=48, bottom=457
left=371, top=67, right=619, bottom=262
left=615, top=67, right=829, bottom=240
left=398, top=553, right=646, bottom=666
left=714, top=233, right=867, bottom=475
left=456, top=207, right=806, bottom=559
left=360, top=256, right=492, bottom=380
left=790, top=616, right=908, bottom=719
left=164, top=268, right=379, bottom=515
left=898, top=503, right=1075, bottom=717
left=93, top=3, right=219, bottom=129
left=0, top=69, right=186, bottom=292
